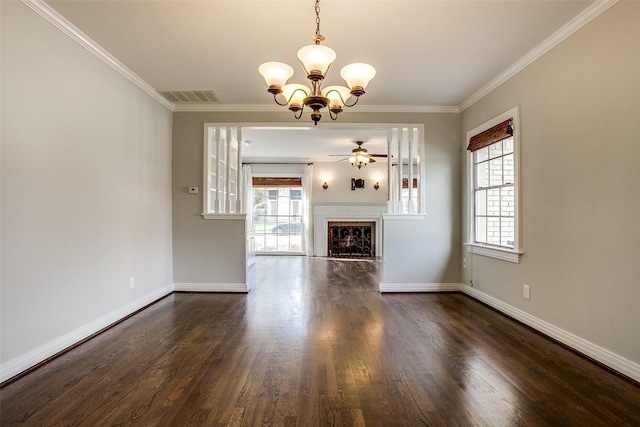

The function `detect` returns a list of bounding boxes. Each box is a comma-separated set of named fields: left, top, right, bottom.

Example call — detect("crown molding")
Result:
left=21, top=0, right=173, bottom=110
left=459, top=0, right=619, bottom=112
left=172, top=103, right=459, bottom=114
left=23, top=0, right=618, bottom=116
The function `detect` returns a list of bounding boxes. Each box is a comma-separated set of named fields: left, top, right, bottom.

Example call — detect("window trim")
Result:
left=466, top=106, right=522, bottom=263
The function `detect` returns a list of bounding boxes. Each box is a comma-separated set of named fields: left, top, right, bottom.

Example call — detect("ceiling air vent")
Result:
left=159, top=89, right=223, bottom=103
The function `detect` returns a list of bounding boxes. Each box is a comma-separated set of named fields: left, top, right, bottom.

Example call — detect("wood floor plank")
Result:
left=1, top=256, right=639, bottom=426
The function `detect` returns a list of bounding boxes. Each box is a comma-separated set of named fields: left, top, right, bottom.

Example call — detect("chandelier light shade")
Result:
left=322, top=85, right=352, bottom=110
left=297, top=44, right=336, bottom=76
left=340, top=63, right=376, bottom=95
left=281, top=84, right=310, bottom=110
left=258, top=62, right=294, bottom=91
left=258, top=0, right=375, bottom=125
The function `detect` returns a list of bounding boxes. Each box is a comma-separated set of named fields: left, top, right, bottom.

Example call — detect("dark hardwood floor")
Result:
left=1, top=256, right=639, bottom=426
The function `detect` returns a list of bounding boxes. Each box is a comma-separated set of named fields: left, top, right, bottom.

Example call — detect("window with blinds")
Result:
left=251, top=177, right=304, bottom=254
left=466, top=107, right=521, bottom=262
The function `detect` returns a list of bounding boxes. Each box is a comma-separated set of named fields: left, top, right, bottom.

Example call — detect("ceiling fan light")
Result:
left=258, top=62, right=294, bottom=91
left=340, top=63, right=376, bottom=92
left=281, top=84, right=310, bottom=107
left=322, top=86, right=352, bottom=108
left=297, top=44, right=336, bottom=77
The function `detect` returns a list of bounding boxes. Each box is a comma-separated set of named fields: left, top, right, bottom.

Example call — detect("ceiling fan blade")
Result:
left=369, top=154, right=388, bottom=158
left=369, top=158, right=377, bottom=163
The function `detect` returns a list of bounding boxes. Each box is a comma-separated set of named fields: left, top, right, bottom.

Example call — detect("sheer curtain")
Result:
left=302, top=164, right=313, bottom=256
left=243, top=164, right=253, bottom=228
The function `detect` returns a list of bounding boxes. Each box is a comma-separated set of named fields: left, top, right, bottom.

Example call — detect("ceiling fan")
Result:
left=329, top=141, right=387, bottom=169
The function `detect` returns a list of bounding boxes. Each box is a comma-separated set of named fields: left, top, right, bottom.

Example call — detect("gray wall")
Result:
left=1, top=2, right=173, bottom=375
left=460, top=2, right=640, bottom=364
left=172, top=111, right=461, bottom=285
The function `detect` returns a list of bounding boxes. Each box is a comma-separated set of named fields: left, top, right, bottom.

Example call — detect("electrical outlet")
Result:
left=129, top=277, right=135, bottom=290
left=523, top=284, right=530, bottom=300
left=470, top=280, right=474, bottom=287
left=463, top=258, right=467, bottom=268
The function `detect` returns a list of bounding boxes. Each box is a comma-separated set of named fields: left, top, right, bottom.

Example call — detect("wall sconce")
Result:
left=374, top=182, right=380, bottom=190
left=322, top=181, right=329, bottom=190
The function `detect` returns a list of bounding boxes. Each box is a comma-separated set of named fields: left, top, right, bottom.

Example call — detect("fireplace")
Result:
left=312, top=202, right=386, bottom=258
left=328, top=222, right=375, bottom=258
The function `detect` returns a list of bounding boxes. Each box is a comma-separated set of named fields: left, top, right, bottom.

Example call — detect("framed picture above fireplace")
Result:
left=351, top=178, right=365, bottom=190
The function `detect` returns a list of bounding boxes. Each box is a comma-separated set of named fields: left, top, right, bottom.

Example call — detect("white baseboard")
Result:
left=173, top=282, right=249, bottom=293
left=378, top=282, right=462, bottom=293
left=461, top=285, right=640, bottom=383
left=0, top=285, right=173, bottom=383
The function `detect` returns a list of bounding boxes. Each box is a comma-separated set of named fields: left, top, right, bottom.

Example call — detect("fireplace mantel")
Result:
left=313, top=202, right=387, bottom=257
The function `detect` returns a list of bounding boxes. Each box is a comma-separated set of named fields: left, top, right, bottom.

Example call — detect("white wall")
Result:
left=312, top=161, right=388, bottom=203
left=460, top=1, right=640, bottom=375
left=0, top=2, right=173, bottom=380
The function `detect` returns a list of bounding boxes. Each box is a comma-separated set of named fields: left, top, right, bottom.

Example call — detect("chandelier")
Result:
left=258, top=0, right=376, bottom=125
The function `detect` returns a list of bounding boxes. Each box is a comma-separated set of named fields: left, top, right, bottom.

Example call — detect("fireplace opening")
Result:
left=328, top=222, right=375, bottom=258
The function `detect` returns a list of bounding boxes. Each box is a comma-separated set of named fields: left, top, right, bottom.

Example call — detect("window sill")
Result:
left=465, top=243, right=522, bottom=263
left=201, top=213, right=246, bottom=220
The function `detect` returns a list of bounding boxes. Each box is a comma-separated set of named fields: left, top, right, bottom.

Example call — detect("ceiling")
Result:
left=44, top=0, right=594, bottom=162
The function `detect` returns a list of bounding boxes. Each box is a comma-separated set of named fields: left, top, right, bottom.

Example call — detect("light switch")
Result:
left=188, top=187, right=199, bottom=194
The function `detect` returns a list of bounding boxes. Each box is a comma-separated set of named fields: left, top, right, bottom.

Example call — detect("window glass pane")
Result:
left=475, top=161, right=489, bottom=189
left=503, top=153, right=514, bottom=184
left=489, top=157, right=503, bottom=187
left=290, top=235, right=302, bottom=252
left=475, top=147, right=489, bottom=163
left=487, top=188, right=500, bottom=216
left=292, top=200, right=301, bottom=215
left=277, top=235, right=290, bottom=251
left=503, top=137, right=514, bottom=155
left=475, top=217, right=487, bottom=244
left=268, top=190, right=277, bottom=200
left=487, top=218, right=501, bottom=245
left=489, top=141, right=503, bottom=159
left=278, top=192, right=291, bottom=216
left=290, top=189, right=302, bottom=200
left=501, top=218, right=515, bottom=248
left=501, top=186, right=515, bottom=217
left=475, top=189, right=487, bottom=216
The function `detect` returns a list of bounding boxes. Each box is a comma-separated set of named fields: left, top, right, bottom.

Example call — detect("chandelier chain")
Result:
left=315, top=0, right=321, bottom=35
